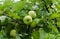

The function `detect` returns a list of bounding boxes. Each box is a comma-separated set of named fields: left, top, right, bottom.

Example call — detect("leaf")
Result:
left=4, top=0, right=13, bottom=7
left=16, top=35, right=21, bottom=39
left=0, top=4, right=4, bottom=10
left=57, top=22, right=60, bottom=27
left=32, top=30, right=40, bottom=39
left=45, top=0, right=51, bottom=5
left=11, top=1, right=26, bottom=12
left=18, top=10, right=27, bottom=19
left=4, top=37, right=8, bottom=39
left=57, top=18, right=60, bottom=21
left=48, top=22, right=59, bottom=33
left=39, top=28, right=47, bottom=39
left=44, top=33, right=56, bottom=39
left=56, top=34, right=60, bottom=39
left=50, top=13, right=60, bottom=19
left=32, top=28, right=47, bottom=39
left=0, top=31, right=3, bottom=39
left=9, top=13, right=20, bottom=19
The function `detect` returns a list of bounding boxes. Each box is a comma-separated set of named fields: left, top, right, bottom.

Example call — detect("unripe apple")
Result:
left=30, top=21, right=36, bottom=28
left=30, top=18, right=40, bottom=28
left=10, top=29, right=16, bottom=37
left=23, top=15, right=32, bottom=24
left=28, top=11, right=36, bottom=18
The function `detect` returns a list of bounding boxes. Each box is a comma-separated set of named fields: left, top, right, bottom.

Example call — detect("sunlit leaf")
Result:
left=11, top=1, right=26, bottom=12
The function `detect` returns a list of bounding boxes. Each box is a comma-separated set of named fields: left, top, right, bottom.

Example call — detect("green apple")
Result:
left=30, top=21, right=36, bottom=28
left=30, top=18, right=40, bottom=28
left=23, top=15, right=32, bottom=24
left=28, top=11, right=36, bottom=18
left=10, top=29, right=16, bottom=37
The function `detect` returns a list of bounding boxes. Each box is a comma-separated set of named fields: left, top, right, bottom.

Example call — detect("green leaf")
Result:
left=44, top=33, right=56, bottom=39
left=11, top=1, right=26, bottom=12
left=57, top=18, right=60, bottom=22
left=4, top=0, right=13, bottom=7
left=48, top=22, right=59, bottom=33
left=0, top=31, right=3, bottom=39
left=39, top=28, right=47, bottom=39
left=57, top=22, right=60, bottom=27
left=45, top=0, right=51, bottom=6
left=0, top=4, right=4, bottom=10
left=32, top=30, right=40, bottom=39
left=56, top=34, right=60, bottom=39
left=16, top=35, right=21, bottom=39
left=50, top=13, right=60, bottom=19
left=9, top=13, right=20, bottom=19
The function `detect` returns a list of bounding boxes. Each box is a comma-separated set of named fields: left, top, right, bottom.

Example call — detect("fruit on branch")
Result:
left=30, top=21, right=36, bottom=28
left=23, top=15, right=32, bottom=24
left=28, top=11, right=36, bottom=18
left=10, top=29, right=16, bottom=37
left=30, top=18, right=40, bottom=28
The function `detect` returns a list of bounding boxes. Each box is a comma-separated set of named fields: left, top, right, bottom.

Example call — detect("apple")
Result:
left=30, top=18, right=40, bottom=28
left=10, top=29, right=16, bottom=37
left=28, top=11, right=36, bottom=18
left=23, top=15, right=32, bottom=24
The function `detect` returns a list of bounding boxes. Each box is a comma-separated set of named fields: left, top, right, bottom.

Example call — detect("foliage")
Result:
left=0, top=0, right=60, bottom=39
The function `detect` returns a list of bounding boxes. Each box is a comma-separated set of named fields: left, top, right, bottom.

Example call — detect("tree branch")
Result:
left=2, top=13, right=24, bottom=25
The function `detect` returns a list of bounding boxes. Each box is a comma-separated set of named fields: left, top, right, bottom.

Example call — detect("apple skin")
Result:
left=30, top=21, right=36, bottom=28
left=10, top=29, right=16, bottom=37
left=30, top=18, right=40, bottom=28
left=23, top=15, right=32, bottom=24
left=28, top=11, right=36, bottom=18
